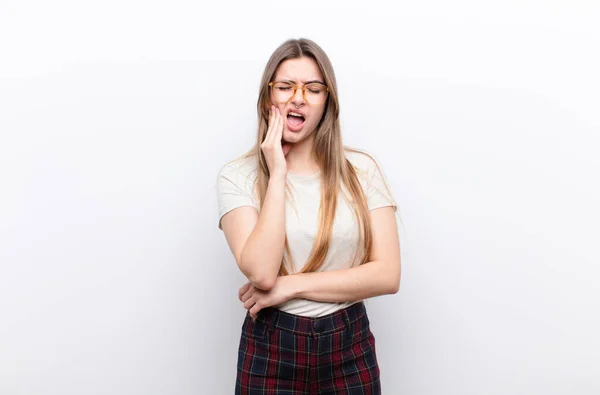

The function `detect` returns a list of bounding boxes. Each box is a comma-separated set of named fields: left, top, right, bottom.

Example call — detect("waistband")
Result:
left=252, top=301, right=366, bottom=336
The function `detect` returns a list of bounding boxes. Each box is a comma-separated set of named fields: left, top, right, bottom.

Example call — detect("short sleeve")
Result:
left=216, top=161, right=259, bottom=230
left=366, top=156, right=397, bottom=211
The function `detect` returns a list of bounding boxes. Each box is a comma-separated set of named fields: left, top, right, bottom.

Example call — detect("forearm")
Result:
left=289, top=259, right=400, bottom=302
left=240, top=176, right=287, bottom=289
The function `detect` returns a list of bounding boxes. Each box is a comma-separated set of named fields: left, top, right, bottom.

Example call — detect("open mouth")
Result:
left=286, top=111, right=306, bottom=131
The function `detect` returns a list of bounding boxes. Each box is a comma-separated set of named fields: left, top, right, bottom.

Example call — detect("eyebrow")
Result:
left=279, top=78, right=325, bottom=85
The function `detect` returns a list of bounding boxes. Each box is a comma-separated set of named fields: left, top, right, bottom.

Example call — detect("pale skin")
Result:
left=220, top=56, right=401, bottom=320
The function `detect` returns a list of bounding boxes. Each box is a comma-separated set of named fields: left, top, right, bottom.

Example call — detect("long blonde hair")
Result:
left=240, top=38, right=382, bottom=276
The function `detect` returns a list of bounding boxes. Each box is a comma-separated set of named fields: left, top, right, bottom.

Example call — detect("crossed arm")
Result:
left=241, top=232, right=400, bottom=318
left=220, top=178, right=401, bottom=318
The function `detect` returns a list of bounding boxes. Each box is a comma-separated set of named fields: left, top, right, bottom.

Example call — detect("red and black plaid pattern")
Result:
left=235, top=302, right=381, bottom=394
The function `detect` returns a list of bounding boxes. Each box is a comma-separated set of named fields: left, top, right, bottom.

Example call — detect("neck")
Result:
left=285, top=134, right=319, bottom=175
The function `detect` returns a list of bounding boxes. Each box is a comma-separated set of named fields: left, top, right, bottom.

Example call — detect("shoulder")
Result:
left=344, top=147, right=382, bottom=180
left=217, top=154, right=259, bottom=181
left=345, top=147, right=397, bottom=210
left=344, top=147, right=377, bottom=166
left=216, top=154, right=260, bottom=229
left=216, top=154, right=260, bottom=197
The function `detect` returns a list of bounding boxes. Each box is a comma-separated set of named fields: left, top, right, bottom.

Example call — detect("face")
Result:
left=269, top=56, right=327, bottom=145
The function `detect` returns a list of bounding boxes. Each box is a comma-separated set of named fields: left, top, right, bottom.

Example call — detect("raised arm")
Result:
left=220, top=106, right=291, bottom=290
left=221, top=174, right=287, bottom=290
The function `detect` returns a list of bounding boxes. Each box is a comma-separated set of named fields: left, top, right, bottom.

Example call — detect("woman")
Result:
left=217, top=38, right=401, bottom=394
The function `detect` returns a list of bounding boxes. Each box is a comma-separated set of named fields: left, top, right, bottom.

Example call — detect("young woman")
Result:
left=217, top=38, right=401, bottom=394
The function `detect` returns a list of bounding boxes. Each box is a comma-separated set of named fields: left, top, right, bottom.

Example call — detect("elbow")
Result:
left=238, top=254, right=277, bottom=291
left=240, top=261, right=277, bottom=290
left=379, top=258, right=401, bottom=295
left=387, top=269, right=401, bottom=294
left=390, top=260, right=401, bottom=294
left=389, top=280, right=400, bottom=294
left=248, top=273, right=276, bottom=291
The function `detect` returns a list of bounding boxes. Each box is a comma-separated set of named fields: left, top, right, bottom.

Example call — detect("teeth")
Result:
left=289, top=112, right=304, bottom=117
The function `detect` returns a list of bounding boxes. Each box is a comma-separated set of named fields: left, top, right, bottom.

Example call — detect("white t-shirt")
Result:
left=216, top=149, right=397, bottom=317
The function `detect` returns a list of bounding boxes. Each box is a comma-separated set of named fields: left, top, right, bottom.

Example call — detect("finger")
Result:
left=268, top=108, right=281, bottom=144
left=238, top=283, right=251, bottom=301
left=249, top=301, right=262, bottom=317
left=282, top=142, right=292, bottom=156
left=268, top=105, right=275, bottom=128
left=244, top=295, right=256, bottom=310
left=265, top=105, right=276, bottom=144
left=240, top=286, right=254, bottom=303
left=239, top=284, right=252, bottom=302
left=276, top=108, right=284, bottom=141
left=278, top=108, right=286, bottom=140
left=250, top=312, right=257, bottom=321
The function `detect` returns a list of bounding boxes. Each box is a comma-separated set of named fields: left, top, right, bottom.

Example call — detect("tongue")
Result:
left=287, top=115, right=304, bottom=128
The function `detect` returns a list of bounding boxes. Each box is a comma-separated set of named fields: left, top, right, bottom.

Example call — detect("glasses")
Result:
left=268, top=81, right=329, bottom=106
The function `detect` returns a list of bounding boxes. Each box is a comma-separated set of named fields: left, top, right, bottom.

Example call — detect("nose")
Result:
left=290, top=86, right=305, bottom=107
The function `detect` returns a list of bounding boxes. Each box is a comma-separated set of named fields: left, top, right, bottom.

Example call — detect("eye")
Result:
left=306, top=84, right=325, bottom=94
left=273, top=82, right=294, bottom=90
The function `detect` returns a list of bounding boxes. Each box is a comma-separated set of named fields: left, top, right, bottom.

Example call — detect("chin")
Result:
left=283, top=129, right=302, bottom=141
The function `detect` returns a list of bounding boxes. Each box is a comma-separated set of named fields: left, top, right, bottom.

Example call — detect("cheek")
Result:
left=310, top=108, right=326, bottom=126
left=268, top=93, right=285, bottom=112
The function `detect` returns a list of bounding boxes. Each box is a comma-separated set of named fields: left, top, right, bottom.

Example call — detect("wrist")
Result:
left=284, top=274, right=305, bottom=299
left=268, top=174, right=287, bottom=186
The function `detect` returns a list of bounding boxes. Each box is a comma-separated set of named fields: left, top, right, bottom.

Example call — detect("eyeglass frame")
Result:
left=268, top=80, right=330, bottom=106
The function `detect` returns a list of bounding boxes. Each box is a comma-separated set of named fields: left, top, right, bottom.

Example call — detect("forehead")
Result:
left=274, top=56, right=323, bottom=82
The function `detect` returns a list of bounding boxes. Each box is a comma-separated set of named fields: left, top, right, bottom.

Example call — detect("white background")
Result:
left=1, top=1, right=599, bottom=394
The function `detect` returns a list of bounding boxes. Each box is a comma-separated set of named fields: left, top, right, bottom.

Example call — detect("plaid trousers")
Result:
left=235, top=301, right=381, bottom=394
